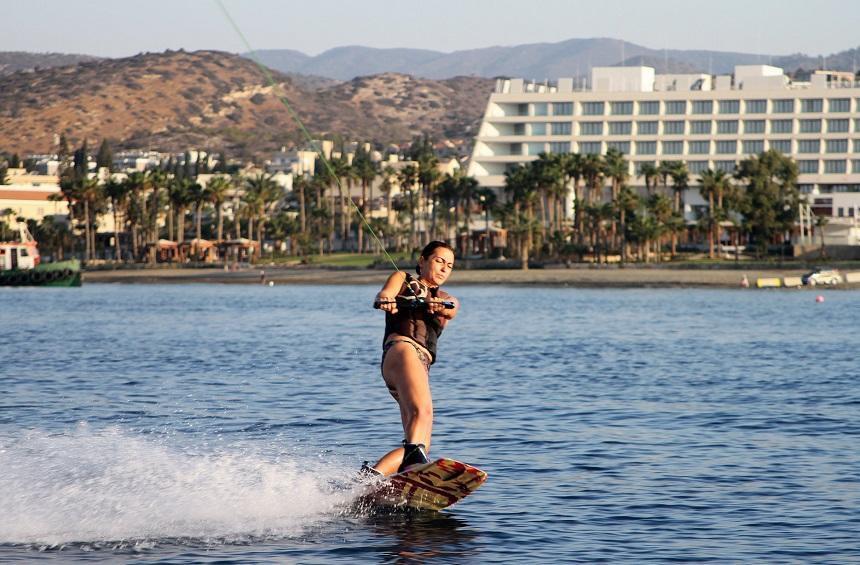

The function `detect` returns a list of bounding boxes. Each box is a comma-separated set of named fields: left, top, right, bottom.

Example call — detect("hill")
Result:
left=0, top=50, right=493, bottom=158
left=251, top=38, right=860, bottom=80
left=0, top=51, right=101, bottom=75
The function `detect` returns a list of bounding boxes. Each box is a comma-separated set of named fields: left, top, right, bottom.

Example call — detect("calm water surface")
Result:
left=1, top=283, right=858, bottom=563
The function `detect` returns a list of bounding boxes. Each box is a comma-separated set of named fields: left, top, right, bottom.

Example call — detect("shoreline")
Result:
left=82, top=266, right=859, bottom=289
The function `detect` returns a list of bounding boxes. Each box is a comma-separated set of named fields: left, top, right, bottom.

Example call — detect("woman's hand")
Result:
left=375, top=294, right=398, bottom=314
left=426, top=297, right=457, bottom=319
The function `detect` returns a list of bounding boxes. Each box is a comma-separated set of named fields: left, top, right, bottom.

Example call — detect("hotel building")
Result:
left=468, top=65, right=860, bottom=243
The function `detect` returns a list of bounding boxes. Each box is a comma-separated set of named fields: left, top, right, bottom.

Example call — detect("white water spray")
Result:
left=0, top=426, right=353, bottom=546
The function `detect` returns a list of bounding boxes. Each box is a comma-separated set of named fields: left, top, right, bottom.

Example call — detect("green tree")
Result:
left=352, top=145, right=378, bottom=253
left=206, top=175, right=232, bottom=242
left=735, top=150, right=800, bottom=258
left=104, top=177, right=129, bottom=261
left=96, top=139, right=113, bottom=171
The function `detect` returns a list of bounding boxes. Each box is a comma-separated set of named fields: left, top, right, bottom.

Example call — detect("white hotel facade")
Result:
left=468, top=65, right=860, bottom=244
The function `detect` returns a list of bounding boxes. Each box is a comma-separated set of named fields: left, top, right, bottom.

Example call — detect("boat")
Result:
left=0, top=224, right=81, bottom=287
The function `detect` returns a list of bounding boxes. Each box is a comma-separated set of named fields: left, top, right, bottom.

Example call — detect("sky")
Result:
left=3, top=0, right=859, bottom=58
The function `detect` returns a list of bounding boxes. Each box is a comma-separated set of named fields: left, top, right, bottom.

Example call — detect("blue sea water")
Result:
left=0, top=283, right=858, bottom=563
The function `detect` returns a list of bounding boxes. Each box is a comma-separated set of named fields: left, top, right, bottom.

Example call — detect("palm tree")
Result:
left=617, top=185, right=639, bottom=264
left=603, top=148, right=628, bottom=250
left=398, top=164, right=419, bottom=251
left=638, top=162, right=660, bottom=197
left=646, top=193, right=673, bottom=262
left=244, top=173, right=281, bottom=259
left=169, top=177, right=194, bottom=244
left=668, top=162, right=689, bottom=255
left=104, top=177, right=129, bottom=261
left=504, top=165, right=538, bottom=269
left=815, top=215, right=829, bottom=258
left=353, top=145, right=378, bottom=252
left=698, top=169, right=732, bottom=259
left=436, top=173, right=462, bottom=247
left=189, top=182, right=209, bottom=245
left=560, top=153, right=585, bottom=237
left=206, top=175, right=232, bottom=243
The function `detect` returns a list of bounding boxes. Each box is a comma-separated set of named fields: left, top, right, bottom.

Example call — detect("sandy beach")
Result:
left=81, top=265, right=849, bottom=288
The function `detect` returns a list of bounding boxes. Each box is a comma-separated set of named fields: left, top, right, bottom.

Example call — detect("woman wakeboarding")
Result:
left=363, top=241, right=459, bottom=476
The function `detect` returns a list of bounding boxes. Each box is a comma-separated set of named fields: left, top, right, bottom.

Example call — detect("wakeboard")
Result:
left=356, top=458, right=488, bottom=511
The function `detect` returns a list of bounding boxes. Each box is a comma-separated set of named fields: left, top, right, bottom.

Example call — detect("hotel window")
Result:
left=688, top=161, right=709, bottom=174
left=799, top=119, right=821, bottom=133
left=828, top=98, right=850, bottom=112
left=552, top=102, right=573, bottom=115
left=509, top=143, right=523, bottom=155
left=606, top=141, right=630, bottom=154
left=549, top=142, right=571, bottom=153
left=798, top=160, right=819, bottom=174
left=551, top=122, right=572, bottom=135
left=579, top=141, right=602, bottom=154
left=717, top=120, right=738, bottom=134
left=743, top=140, right=764, bottom=154
left=665, top=101, right=687, bottom=114
left=801, top=98, right=823, bottom=113
left=690, top=120, right=712, bottom=134
left=692, top=100, right=713, bottom=114
left=716, top=140, right=737, bottom=154
left=533, top=103, right=548, bottom=116
left=610, top=101, right=633, bottom=115
left=855, top=140, right=860, bottom=152
left=718, top=100, right=739, bottom=114
left=637, top=121, right=658, bottom=135
left=582, top=102, right=605, bottom=116
left=663, top=120, right=685, bottom=134
left=636, top=141, right=657, bottom=154
left=827, top=119, right=849, bottom=133
left=638, top=101, right=659, bottom=115
left=798, top=139, right=821, bottom=153
left=580, top=121, right=603, bottom=135
left=530, top=123, right=546, bottom=135
left=745, top=99, right=767, bottom=113
left=855, top=119, right=860, bottom=132
left=715, top=160, right=736, bottom=173
left=608, top=121, right=632, bottom=135
left=513, top=123, right=526, bottom=135
left=662, top=141, right=683, bottom=154
left=772, top=99, right=795, bottom=113
left=527, top=143, right=546, bottom=155
left=744, top=120, right=765, bottom=134
left=824, top=159, right=847, bottom=174
left=826, top=139, right=848, bottom=153
left=852, top=160, right=860, bottom=173
left=770, top=119, right=793, bottom=134
left=517, top=103, right=529, bottom=116
left=689, top=141, right=710, bottom=154
left=769, top=140, right=792, bottom=153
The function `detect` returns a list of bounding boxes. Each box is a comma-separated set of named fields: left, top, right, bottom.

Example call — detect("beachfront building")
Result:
left=468, top=65, right=860, bottom=244
left=0, top=169, right=67, bottom=222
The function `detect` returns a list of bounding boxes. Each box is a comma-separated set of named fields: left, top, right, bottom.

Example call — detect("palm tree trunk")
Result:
left=113, top=202, right=122, bottom=262
left=217, top=204, right=224, bottom=242
left=83, top=199, right=91, bottom=261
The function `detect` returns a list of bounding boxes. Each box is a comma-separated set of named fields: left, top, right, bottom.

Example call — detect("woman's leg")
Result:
left=372, top=342, right=433, bottom=475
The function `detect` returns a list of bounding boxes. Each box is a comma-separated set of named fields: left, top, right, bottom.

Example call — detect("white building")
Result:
left=468, top=64, right=860, bottom=227
left=0, top=170, right=67, bottom=222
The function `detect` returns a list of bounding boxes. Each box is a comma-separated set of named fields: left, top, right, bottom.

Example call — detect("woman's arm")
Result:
left=374, top=271, right=407, bottom=314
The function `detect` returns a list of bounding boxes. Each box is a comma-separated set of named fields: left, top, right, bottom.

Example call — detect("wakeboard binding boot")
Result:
left=398, top=441, right=429, bottom=473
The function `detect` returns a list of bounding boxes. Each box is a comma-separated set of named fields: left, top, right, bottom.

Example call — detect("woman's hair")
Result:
left=416, top=241, right=455, bottom=275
